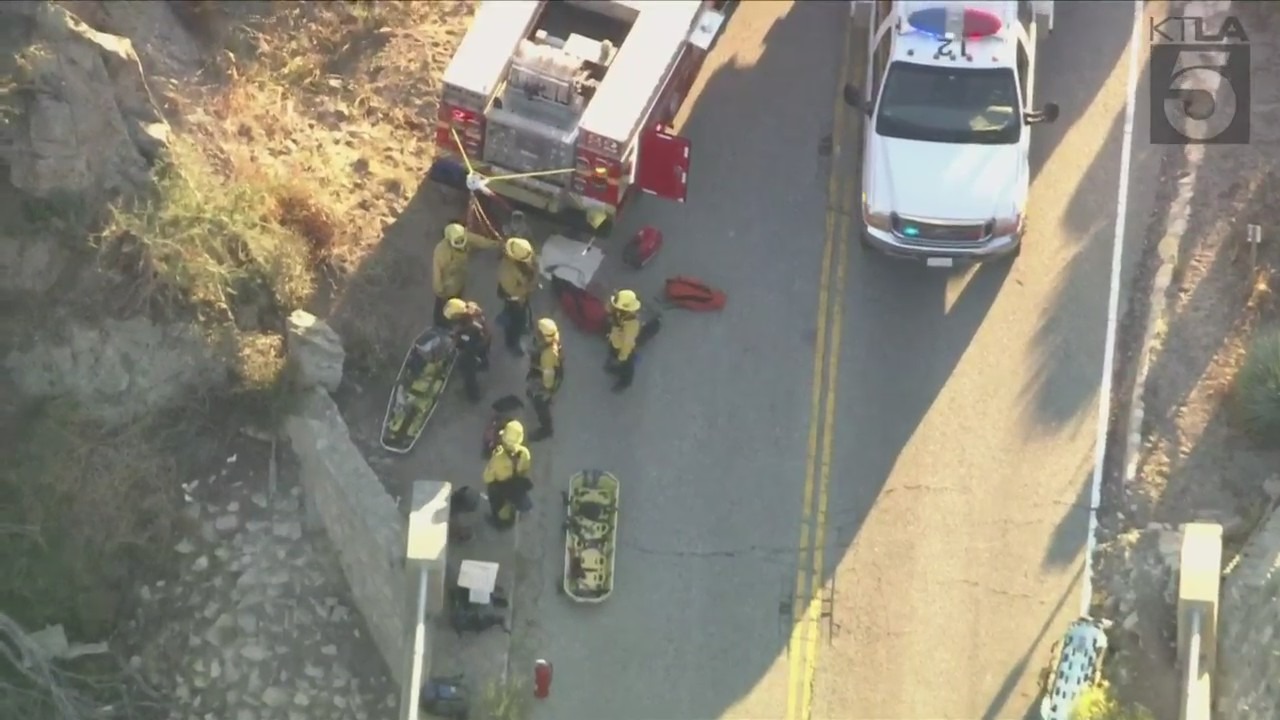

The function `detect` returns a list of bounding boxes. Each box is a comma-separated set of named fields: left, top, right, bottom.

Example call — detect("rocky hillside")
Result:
left=0, top=1, right=474, bottom=715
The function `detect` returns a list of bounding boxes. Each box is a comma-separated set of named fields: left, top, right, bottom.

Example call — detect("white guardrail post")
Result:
left=399, top=481, right=453, bottom=720
left=1178, top=522, right=1222, bottom=720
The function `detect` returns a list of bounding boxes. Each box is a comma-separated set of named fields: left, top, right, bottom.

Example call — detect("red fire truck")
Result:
left=427, top=0, right=728, bottom=236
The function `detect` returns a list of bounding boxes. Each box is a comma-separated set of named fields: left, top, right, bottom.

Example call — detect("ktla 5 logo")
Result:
left=1149, top=15, right=1250, bottom=145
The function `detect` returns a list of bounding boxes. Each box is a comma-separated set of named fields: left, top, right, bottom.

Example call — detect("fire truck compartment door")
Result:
left=636, top=126, right=691, bottom=203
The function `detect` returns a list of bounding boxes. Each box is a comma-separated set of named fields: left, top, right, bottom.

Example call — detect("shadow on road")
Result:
left=981, top=563, right=1084, bottom=720
left=1020, top=104, right=1127, bottom=435
left=1022, top=7, right=1153, bottom=437
left=827, top=256, right=1012, bottom=542
left=1042, top=465, right=1095, bottom=570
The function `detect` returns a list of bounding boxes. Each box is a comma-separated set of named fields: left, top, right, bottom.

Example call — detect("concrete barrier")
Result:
left=283, top=388, right=408, bottom=685
left=1177, top=522, right=1221, bottom=720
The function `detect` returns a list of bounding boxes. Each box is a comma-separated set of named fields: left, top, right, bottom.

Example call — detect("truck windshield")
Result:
left=875, top=62, right=1021, bottom=145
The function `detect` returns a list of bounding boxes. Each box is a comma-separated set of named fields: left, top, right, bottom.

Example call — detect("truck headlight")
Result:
left=862, top=195, right=892, bottom=232
left=991, top=213, right=1023, bottom=237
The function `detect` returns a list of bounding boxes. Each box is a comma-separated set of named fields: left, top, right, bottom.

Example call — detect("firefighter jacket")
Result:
left=608, top=311, right=641, bottom=362
left=451, top=312, right=491, bottom=360
left=432, top=240, right=468, bottom=299
left=498, top=256, right=540, bottom=301
left=483, top=443, right=532, bottom=485
left=432, top=232, right=498, bottom=299
left=527, top=338, right=563, bottom=398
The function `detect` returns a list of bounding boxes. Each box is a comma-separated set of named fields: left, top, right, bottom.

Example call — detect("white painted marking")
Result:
left=1082, top=0, right=1144, bottom=616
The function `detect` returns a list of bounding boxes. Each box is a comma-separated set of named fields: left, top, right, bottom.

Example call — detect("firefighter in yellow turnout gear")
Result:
left=442, top=298, right=491, bottom=403
left=482, top=420, right=533, bottom=529
left=432, top=223, right=498, bottom=327
left=606, top=289, right=642, bottom=392
left=526, top=318, right=563, bottom=443
left=497, top=237, right=540, bottom=356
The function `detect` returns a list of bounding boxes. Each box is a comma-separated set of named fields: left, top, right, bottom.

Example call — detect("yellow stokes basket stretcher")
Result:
left=560, top=469, right=620, bottom=604
left=380, top=327, right=457, bottom=454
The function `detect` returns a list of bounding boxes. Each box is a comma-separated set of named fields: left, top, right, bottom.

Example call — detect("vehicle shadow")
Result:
left=829, top=254, right=1013, bottom=544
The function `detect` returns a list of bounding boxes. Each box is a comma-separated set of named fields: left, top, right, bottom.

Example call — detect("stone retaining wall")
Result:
left=283, top=388, right=408, bottom=686
left=1218, top=505, right=1280, bottom=719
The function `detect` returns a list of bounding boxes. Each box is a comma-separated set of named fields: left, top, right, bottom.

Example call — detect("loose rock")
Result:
left=286, top=310, right=346, bottom=392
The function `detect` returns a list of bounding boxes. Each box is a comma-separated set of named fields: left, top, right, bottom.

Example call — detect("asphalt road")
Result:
left=512, top=2, right=1160, bottom=719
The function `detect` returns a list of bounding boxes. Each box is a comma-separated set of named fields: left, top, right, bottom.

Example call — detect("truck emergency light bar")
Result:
left=906, top=6, right=1003, bottom=40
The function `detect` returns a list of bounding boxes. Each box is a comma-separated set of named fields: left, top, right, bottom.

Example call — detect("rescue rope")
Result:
left=484, top=167, right=578, bottom=183
left=450, top=127, right=475, bottom=175
left=448, top=125, right=578, bottom=241
left=467, top=194, right=504, bottom=241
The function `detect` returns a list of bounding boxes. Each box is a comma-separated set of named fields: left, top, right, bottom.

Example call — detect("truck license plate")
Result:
left=926, top=257, right=954, bottom=268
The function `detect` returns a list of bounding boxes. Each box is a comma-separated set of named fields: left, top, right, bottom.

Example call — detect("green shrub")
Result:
left=1233, top=329, right=1280, bottom=442
left=1071, top=684, right=1154, bottom=720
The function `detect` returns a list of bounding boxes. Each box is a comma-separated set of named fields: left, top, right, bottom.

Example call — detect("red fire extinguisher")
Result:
left=533, top=658, right=553, bottom=699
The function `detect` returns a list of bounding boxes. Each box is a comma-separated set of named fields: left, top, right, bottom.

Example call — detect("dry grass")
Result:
left=97, top=136, right=319, bottom=326
left=228, top=330, right=299, bottom=427
left=180, top=0, right=477, bottom=371
left=192, top=0, right=474, bottom=273
left=0, top=400, right=186, bottom=639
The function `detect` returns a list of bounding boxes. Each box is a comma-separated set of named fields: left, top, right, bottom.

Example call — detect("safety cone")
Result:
left=533, top=658, right=553, bottom=699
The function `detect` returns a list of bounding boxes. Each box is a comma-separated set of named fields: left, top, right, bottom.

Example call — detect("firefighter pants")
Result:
left=606, top=352, right=635, bottom=389
left=487, top=481, right=514, bottom=524
left=530, top=394, right=553, bottom=435
left=457, top=353, right=484, bottom=402
left=432, top=296, right=449, bottom=328
left=487, top=478, right=530, bottom=526
left=500, top=298, right=531, bottom=351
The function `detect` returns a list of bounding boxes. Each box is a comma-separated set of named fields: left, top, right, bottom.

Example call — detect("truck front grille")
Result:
left=892, top=214, right=992, bottom=249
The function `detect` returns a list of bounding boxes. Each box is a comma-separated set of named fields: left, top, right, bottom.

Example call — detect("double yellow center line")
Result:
left=785, top=10, right=861, bottom=720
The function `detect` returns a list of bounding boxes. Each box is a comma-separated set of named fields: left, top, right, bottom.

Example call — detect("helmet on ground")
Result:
left=444, top=223, right=468, bottom=250
left=443, top=298, right=469, bottom=320
left=586, top=209, right=609, bottom=230
left=500, top=420, right=525, bottom=447
left=505, top=237, right=535, bottom=262
left=536, top=318, right=559, bottom=340
left=610, top=289, right=641, bottom=314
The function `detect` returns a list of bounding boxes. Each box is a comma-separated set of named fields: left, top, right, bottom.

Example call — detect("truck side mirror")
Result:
left=843, top=83, right=863, bottom=110
left=1026, top=102, right=1060, bottom=125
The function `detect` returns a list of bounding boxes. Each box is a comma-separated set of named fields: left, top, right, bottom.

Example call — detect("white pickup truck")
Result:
left=845, top=0, right=1059, bottom=267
